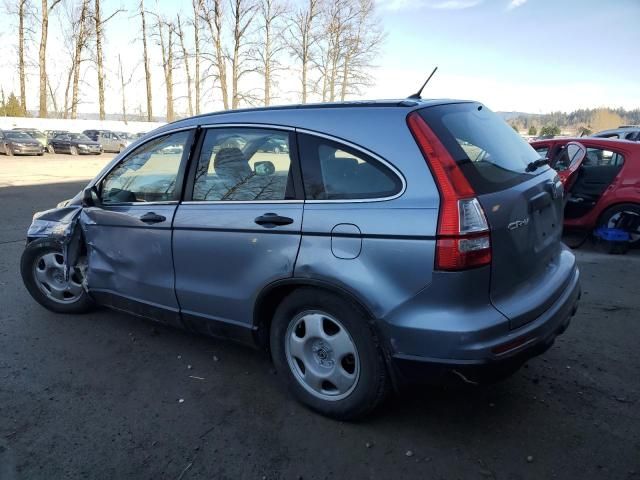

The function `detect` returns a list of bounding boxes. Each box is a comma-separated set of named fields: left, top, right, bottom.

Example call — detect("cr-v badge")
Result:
left=508, top=217, right=530, bottom=231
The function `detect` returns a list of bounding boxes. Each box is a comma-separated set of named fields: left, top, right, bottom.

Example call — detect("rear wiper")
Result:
left=526, top=158, right=550, bottom=172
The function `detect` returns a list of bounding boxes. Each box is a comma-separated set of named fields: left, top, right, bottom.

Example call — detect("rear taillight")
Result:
left=407, top=112, right=491, bottom=271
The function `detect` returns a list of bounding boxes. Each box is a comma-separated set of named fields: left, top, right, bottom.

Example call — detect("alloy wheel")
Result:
left=285, top=310, right=360, bottom=401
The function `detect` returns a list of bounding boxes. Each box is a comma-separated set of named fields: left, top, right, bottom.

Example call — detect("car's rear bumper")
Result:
left=386, top=264, right=581, bottom=386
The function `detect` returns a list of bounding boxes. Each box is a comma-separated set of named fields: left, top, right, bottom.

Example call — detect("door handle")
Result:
left=140, top=212, right=166, bottom=224
left=254, top=213, right=294, bottom=228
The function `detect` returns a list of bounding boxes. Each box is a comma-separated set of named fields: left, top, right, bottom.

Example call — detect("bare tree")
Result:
left=176, top=14, right=194, bottom=116
left=139, top=0, right=153, bottom=121
left=156, top=17, right=175, bottom=122
left=255, top=0, right=287, bottom=106
left=229, top=0, right=258, bottom=109
left=192, top=0, right=202, bottom=114
left=71, top=0, right=91, bottom=118
left=17, top=0, right=30, bottom=114
left=117, top=54, right=135, bottom=123
left=201, top=0, right=229, bottom=109
left=57, top=0, right=91, bottom=118
left=39, top=0, right=62, bottom=117
left=92, top=0, right=121, bottom=120
left=286, top=0, right=319, bottom=103
left=338, top=0, right=383, bottom=100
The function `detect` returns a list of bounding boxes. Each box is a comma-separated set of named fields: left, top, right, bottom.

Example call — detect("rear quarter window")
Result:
left=418, top=103, right=545, bottom=194
left=298, top=134, right=403, bottom=200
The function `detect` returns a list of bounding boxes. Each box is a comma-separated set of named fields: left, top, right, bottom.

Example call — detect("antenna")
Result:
left=408, top=67, right=438, bottom=100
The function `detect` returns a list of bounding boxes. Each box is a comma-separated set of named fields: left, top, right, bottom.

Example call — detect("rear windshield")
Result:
left=418, top=103, right=546, bottom=194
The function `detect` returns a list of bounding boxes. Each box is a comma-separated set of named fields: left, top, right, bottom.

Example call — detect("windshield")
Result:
left=68, top=133, right=92, bottom=141
left=418, top=102, right=546, bottom=194
left=6, top=131, right=32, bottom=140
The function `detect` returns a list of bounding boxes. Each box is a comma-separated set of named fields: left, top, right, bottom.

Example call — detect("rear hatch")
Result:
left=418, top=103, right=571, bottom=329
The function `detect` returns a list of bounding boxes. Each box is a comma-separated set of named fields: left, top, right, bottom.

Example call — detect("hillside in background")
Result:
left=498, top=108, right=640, bottom=135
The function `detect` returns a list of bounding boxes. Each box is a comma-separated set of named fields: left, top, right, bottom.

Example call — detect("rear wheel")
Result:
left=20, top=238, right=94, bottom=314
left=70, top=146, right=78, bottom=156
left=6, top=144, right=14, bottom=156
left=48, top=145, right=56, bottom=154
left=270, top=288, right=389, bottom=420
left=599, top=203, right=640, bottom=247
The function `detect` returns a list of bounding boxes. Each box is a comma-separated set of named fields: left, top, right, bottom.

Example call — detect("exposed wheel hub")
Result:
left=312, top=340, right=335, bottom=368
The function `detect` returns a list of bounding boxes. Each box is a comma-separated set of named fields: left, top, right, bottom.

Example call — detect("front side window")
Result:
left=298, top=135, right=402, bottom=200
left=192, top=128, right=294, bottom=201
left=101, top=131, right=190, bottom=204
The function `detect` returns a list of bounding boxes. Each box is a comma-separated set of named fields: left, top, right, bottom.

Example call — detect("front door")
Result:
left=172, top=126, right=303, bottom=341
left=82, top=129, right=194, bottom=327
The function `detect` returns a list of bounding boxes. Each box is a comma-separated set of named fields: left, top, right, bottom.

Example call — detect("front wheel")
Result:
left=70, top=146, right=78, bottom=156
left=20, top=238, right=94, bottom=314
left=270, top=288, right=389, bottom=420
left=6, top=144, right=14, bottom=156
left=48, top=145, right=55, bottom=154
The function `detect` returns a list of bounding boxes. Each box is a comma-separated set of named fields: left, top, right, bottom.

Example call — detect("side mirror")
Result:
left=254, top=161, right=275, bottom=176
left=82, top=185, right=101, bottom=207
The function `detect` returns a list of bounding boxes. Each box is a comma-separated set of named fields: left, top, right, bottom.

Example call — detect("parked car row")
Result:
left=0, top=128, right=147, bottom=156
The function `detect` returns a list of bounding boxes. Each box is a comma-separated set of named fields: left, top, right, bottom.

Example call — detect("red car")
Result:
left=530, top=137, right=640, bottom=245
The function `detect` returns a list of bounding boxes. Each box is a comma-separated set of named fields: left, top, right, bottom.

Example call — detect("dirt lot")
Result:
left=0, top=157, right=639, bottom=479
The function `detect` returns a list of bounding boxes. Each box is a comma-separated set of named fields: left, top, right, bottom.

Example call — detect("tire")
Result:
left=270, top=288, right=389, bottom=420
left=598, top=203, right=640, bottom=248
left=6, top=144, right=14, bottom=156
left=70, top=146, right=78, bottom=156
left=20, top=238, right=94, bottom=314
left=48, top=145, right=56, bottom=154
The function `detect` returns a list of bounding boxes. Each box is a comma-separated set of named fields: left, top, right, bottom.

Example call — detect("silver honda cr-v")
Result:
left=21, top=100, right=581, bottom=420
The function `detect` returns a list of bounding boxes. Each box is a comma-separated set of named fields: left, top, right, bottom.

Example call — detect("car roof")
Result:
left=157, top=98, right=473, bottom=131
left=531, top=137, right=640, bottom=149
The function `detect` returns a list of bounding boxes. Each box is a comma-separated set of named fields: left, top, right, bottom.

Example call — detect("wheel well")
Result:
left=597, top=202, right=640, bottom=226
left=252, top=280, right=377, bottom=350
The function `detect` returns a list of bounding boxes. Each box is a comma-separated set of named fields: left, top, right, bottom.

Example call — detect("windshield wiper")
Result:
left=526, top=158, right=550, bottom=172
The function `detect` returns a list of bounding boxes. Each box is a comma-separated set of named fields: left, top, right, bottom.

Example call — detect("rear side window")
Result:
left=298, top=134, right=402, bottom=200
left=418, top=103, right=544, bottom=194
left=584, top=148, right=625, bottom=167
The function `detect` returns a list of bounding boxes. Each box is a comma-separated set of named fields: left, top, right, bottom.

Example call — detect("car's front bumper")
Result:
left=385, top=264, right=581, bottom=386
left=77, top=145, right=102, bottom=154
left=11, top=145, right=45, bottom=155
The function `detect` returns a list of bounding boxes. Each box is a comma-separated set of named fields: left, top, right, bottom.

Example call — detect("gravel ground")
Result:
left=0, top=157, right=638, bottom=479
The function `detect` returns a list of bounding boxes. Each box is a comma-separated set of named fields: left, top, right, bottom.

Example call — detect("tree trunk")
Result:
left=38, top=0, right=49, bottom=117
left=18, top=0, right=27, bottom=114
left=71, top=0, right=89, bottom=119
left=177, top=15, right=193, bottom=116
left=118, top=54, right=127, bottom=124
left=204, top=0, right=229, bottom=110
left=158, top=20, right=175, bottom=122
left=193, top=0, right=202, bottom=114
left=140, top=0, right=153, bottom=121
left=94, top=0, right=106, bottom=120
left=63, top=66, right=72, bottom=119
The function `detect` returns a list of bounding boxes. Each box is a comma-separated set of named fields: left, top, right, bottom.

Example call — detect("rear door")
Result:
left=419, top=103, right=575, bottom=329
left=82, top=129, right=194, bottom=327
left=172, top=126, right=303, bottom=340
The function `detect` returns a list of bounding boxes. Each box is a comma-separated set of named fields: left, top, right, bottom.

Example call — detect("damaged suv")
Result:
left=21, top=100, right=581, bottom=420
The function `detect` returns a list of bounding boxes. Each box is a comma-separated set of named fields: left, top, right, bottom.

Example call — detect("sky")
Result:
left=0, top=0, right=638, bottom=117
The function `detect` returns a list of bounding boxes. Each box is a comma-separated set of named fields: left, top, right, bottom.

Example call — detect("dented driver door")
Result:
left=82, top=129, right=195, bottom=327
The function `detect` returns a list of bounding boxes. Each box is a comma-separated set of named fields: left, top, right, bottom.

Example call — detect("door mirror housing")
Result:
left=82, top=185, right=101, bottom=207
